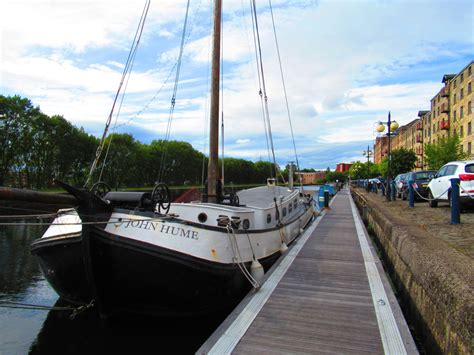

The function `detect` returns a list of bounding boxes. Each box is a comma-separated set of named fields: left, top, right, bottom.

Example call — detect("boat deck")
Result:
left=197, top=188, right=418, bottom=354
left=237, top=185, right=294, bottom=209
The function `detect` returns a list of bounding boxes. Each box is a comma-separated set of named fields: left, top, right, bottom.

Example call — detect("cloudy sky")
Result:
left=1, top=0, right=473, bottom=169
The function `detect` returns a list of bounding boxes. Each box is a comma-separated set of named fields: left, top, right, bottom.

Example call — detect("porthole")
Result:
left=282, top=207, right=287, bottom=217
left=267, top=214, right=272, bottom=223
left=243, top=219, right=250, bottom=230
left=198, top=213, right=208, bottom=223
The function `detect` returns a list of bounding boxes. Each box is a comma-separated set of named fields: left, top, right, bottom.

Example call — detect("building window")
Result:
left=469, top=82, right=472, bottom=94
left=454, top=79, right=457, bottom=88
left=460, top=88, right=464, bottom=99
left=428, top=127, right=431, bottom=136
left=437, top=122, right=440, bottom=131
left=453, top=110, right=457, bottom=121
left=437, top=107, right=440, bottom=116
left=460, top=106, right=464, bottom=118
left=461, top=73, right=464, bottom=82
left=461, top=125, right=464, bottom=137
left=469, top=101, right=472, bottom=114
left=469, top=122, right=472, bottom=135
left=468, top=142, right=472, bottom=156
left=437, top=96, right=440, bottom=103
left=469, top=66, right=472, bottom=76
left=454, top=93, right=457, bottom=104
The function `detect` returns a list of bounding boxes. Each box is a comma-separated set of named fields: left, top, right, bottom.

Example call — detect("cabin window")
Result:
left=293, top=199, right=297, bottom=209
left=243, top=219, right=250, bottom=230
left=198, top=213, right=207, bottom=223
left=288, top=203, right=293, bottom=213
left=267, top=214, right=271, bottom=224
left=282, top=207, right=287, bottom=217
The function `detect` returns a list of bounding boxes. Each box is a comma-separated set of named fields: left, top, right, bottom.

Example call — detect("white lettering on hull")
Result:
left=119, top=219, right=199, bottom=240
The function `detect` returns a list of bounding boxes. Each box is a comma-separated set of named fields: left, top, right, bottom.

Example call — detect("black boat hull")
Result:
left=31, top=228, right=281, bottom=317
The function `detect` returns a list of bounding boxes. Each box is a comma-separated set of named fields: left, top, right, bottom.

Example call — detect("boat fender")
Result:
left=280, top=242, right=288, bottom=253
left=250, top=259, right=264, bottom=284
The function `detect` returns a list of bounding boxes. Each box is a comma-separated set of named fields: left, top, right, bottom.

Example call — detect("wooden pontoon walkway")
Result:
left=198, top=188, right=418, bottom=354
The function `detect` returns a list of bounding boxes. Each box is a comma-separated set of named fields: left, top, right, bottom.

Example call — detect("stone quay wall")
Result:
left=351, top=189, right=473, bottom=354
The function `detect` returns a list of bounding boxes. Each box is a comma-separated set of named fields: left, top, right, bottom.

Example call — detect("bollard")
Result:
left=391, top=181, right=396, bottom=201
left=450, top=178, right=460, bottom=224
left=408, top=180, right=414, bottom=208
left=324, top=191, right=329, bottom=208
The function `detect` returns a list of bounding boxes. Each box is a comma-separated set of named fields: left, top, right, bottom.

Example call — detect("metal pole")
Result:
left=450, top=178, right=461, bottom=224
left=386, top=112, right=391, bottom=201
left=366, top=145, right=370, bottom=192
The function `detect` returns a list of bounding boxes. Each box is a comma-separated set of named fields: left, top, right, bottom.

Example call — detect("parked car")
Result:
left=368, top=178, right=381, bottom=190
left=394, top=173, right=408, bottom=199
left=404, top=170, right=436, bottom=200
left=427, top=160, right=474, bottom=210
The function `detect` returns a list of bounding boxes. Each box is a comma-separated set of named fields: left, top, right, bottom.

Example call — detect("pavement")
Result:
left=355, top=188, right=474, bottom=259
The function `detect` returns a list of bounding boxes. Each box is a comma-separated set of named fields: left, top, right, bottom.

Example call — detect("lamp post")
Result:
left=376, top=112, right=399, bottom=201
left=363, top=145, right=373, bottom=192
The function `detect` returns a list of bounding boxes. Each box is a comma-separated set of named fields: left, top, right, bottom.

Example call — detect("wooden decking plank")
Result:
left=199, top=189, right=417, bottom=354
left=232, top=191, right=384, bottom=354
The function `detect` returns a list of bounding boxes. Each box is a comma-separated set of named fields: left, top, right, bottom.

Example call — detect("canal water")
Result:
left=0, top=216, right=229, bottom=354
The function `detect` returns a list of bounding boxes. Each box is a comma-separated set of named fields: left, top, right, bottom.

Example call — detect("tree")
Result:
left=348, top=161, right=366, bottom=179
left=0, top=95, right=41, bottom=186
left=424, top=134, right=466, bottom=170
left=379, top=148, right=417, bottom=177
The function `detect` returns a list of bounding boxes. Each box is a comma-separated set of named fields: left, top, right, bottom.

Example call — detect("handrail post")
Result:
left=450, top=178, right=460, bottom=224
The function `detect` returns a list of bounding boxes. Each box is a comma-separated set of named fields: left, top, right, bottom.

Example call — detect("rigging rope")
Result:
left=248, top=0, right=273, bottom=178
left=84, top=0, right=151, bottom=188
left=157, top=0, right=192, bottom=183
left=113, top=0, right=204, bottom=132
left=268, top=0, right=303, bottom=188
left=250, top=0, right=278, bottom=181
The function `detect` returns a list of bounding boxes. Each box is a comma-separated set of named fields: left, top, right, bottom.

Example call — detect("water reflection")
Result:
left=30, top=300, right=227, bottom=354
left=0, top=215, right=227, bottom=354
left=0, top=219, right=47, bottom=296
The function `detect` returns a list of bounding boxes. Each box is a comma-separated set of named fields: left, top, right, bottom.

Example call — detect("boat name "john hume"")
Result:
left=118, top=220, right=199, bottom=240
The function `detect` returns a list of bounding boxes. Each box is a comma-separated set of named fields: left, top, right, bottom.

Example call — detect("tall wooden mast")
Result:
left=207, top=0, right=222, bottom=203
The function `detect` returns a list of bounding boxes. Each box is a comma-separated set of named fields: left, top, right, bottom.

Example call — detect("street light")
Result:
left=376, top=111, right=399, bottom=201
left=363, top=145, right=373, bottom=192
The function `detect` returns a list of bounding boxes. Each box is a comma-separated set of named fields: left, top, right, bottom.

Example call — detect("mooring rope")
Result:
left=220, top=217, right=260, bottom=289
left=0, top=299, right=94, bottom=319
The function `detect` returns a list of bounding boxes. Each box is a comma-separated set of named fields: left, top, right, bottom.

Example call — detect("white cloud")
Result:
left=0, top=0, right=472, bottom=168
left=236, top=138, right=250, bottom=144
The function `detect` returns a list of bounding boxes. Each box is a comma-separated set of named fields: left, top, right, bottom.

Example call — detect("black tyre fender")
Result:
left=428, top=189, right=438, bottom=208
